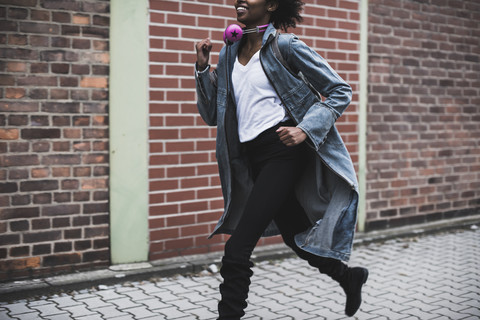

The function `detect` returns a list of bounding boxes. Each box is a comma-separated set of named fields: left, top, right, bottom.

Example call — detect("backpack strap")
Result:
left=272, top=32, right=295, bottom=75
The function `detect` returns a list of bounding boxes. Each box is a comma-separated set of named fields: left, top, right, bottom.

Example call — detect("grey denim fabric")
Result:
left=195, top=24, right=358, bottom=262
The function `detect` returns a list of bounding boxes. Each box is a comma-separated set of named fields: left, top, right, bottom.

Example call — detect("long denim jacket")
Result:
left=195, top=24, right=358, bottom=262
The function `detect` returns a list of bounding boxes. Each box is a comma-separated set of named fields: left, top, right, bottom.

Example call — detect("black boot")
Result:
left=337, top=266, right=369, bottom=317
left=315, top=258, right=368, bottom=317
left=217, top=257, right=254, bottom=320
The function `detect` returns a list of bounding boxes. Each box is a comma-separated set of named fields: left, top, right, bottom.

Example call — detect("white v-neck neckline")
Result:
left=236, top=50, right=260, bottom=69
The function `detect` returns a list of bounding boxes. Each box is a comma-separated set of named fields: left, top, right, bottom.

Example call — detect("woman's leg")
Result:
left=274, top=196, right=368, bottom=317
left=218, top=128, right=306, bottom=319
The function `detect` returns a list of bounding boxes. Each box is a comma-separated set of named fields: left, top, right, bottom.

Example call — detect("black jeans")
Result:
left=225, top=120, right=310, bottom=262
left=218, top=121, right=345, bottom=319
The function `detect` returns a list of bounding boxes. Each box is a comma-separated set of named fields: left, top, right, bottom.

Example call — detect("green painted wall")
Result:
left=358, top=0, right=368, bottom=232
left=109, top=0, right=149, bottom=264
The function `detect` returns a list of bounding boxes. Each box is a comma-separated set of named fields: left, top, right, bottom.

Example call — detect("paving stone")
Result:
left=290, top=291, right=329, bottom=305
left=168, top=298, right=200, bottom=311
left=379, top=292, right=415, bottom=305
left=122, top=290, right=152, bottom=302
left=404, top=307, right=445, bottom=319
left=61, top=304, right=96, bottom=318
left=403, top=299, right=444, bottom=313
left=434, top=292, right=471, bottom=304
left=258, top=298, right=289, bottom=312
left=377, top=299, right=413, bottom=313
left=135, top=298, right=170, bottom=311
left=149, top=290, right=179, bottom=302
left=176, top=291, right=211, bottom=303
left=11, top=312, right=41, bottom=320
left=26, top=300, right=50, bottom=307
left=109, top=297, right=141, bottom=310
left=276, top=305, right=318, bottom=319
left=4, top=302, right=33, bottom=315
left=48, top=296, right=83, bottom=308
left=93, top=305, right=128, bottom=319
left=246, top=306, right=285, bottom=319
left=123, top=306, right=157, bottom=318
left=94, top=289, right=126, bottom=301
left=134, top=282, right=165, bottom=295
left=183, top=306, right=217, bottom=320
left=153, top=306, right=189, bottom=318
left=462, top=307, right=480, bottom=317
left=368, top=307, right=415, bottom=320
left=74, top=296, right=110, bottom=309
left=30, top=303, right=68, bottom=317
left=0, top=310, right=13, bottom=319
left=161, top=283, right=191, bottom=295
left=191, top=298, right=218, bottom=313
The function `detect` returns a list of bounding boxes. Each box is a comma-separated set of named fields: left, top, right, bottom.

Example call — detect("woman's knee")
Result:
left=224, top=236, right=253, bottom=263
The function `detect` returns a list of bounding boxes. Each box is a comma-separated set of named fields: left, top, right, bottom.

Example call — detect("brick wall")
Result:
left=366, top=0, right=480, bottom=230
left=148, top=0, right=361, bottom=260
left=0, top=0, right=110, bottom=280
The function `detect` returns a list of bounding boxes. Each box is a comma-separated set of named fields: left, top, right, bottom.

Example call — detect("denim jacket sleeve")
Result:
left=195, top=63, right=218, bottom=126
left=284, top=35, right=352, bottom=149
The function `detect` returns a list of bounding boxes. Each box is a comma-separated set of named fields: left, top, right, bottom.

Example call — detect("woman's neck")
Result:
left=241, top=22, right=267, bottom=52
left=243, top=32, right=263, bottom=51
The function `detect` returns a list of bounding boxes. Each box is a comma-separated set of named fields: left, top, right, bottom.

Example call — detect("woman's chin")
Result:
left=236, top=16, right=247, bottom=25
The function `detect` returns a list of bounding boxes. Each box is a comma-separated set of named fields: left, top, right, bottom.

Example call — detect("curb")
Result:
left=1, top=215, right=479, bottom=302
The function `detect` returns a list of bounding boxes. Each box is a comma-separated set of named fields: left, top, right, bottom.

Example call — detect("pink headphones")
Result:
left=223, top=24, right=269, bottom=44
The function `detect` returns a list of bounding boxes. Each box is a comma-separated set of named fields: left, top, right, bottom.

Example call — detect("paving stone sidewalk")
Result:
left=1, top=227, right=479, bottom=320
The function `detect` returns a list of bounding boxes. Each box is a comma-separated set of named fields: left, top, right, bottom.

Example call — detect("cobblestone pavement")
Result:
left=1, top=227, right=479, bottom=320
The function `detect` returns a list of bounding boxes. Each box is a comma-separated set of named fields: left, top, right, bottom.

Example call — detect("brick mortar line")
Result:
left=1, top=214, right=479, bottom=302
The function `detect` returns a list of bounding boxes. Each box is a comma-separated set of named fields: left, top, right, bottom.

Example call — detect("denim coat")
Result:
left=195, top=24, right=358, bottom=262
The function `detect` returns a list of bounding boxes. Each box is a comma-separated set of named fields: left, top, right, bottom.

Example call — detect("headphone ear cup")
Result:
left=223, top=24, right=243, bottom=44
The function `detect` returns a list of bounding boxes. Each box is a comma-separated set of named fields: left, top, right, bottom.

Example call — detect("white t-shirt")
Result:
left=232, top=50, right=287, bottom=142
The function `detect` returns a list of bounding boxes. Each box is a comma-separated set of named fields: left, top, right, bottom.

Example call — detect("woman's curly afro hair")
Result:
left=268, top=0, right=305, bottom=31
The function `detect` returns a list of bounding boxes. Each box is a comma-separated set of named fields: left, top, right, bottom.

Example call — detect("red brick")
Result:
left=150, top=77, right=180, bottom=88
left=149, top=204, right=179, bottom=216
left=149, top=218, right=165, bottom=229
left=164, top=238, right=194, bottom=251
left=165, top=13, right=196, bottom=26
left=150, top=0, right=179, bottom=11
left=80, top=77, right=107, bottom=88
left=149, top=129, right=179, bottom=140
left=180, top=152, right=210, bottom=164
left=197, top=188, right=222, bottom=200
left=167, top=166, right=196, bottom=178
left=180, top=177, right=210, bottom=189
left=151, top=228, right=179, bottom=241
left=180, top=128, right=210, bottom=139
left=0, top=129, right=19, bottom=140
left=150, top=179, right=179, bottom=192
left=81, top=179, right=107, bottom=190
left=43, top=253, right=81, bottom=267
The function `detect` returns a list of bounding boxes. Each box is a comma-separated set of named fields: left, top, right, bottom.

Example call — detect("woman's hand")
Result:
left=276, top=126, right=307, bottom=147
left=195, top=38, right=212, bottom=71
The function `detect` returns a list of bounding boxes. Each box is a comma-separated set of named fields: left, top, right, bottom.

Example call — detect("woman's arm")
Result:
left=195, top=38, right=218, bottom=126
left=284, top=35, right=352, bottom=148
